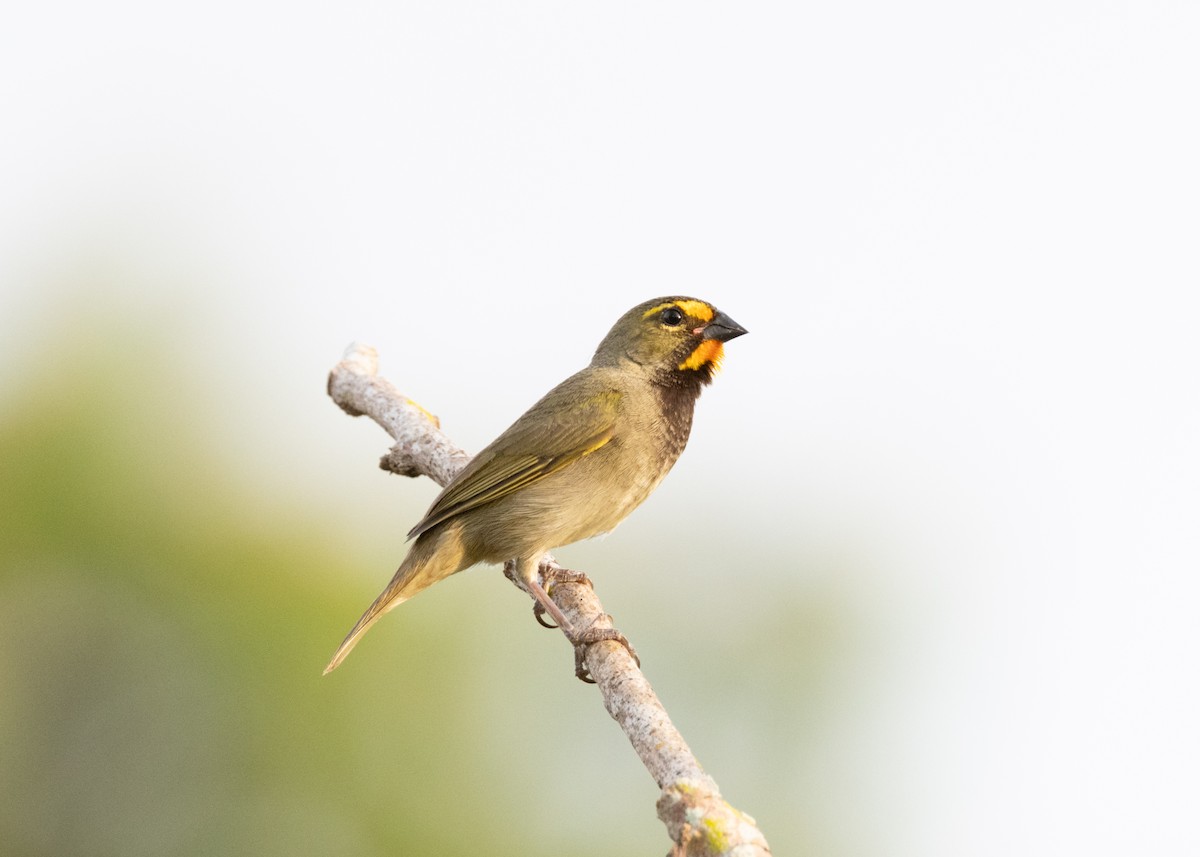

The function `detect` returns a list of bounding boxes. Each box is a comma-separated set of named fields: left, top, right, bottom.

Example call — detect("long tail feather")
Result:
left=323, top=585, right=409, bottom=675
left=323, top=526, right=465, bottom=674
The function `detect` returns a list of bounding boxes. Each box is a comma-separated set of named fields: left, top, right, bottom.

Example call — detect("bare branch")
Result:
left=327, top=342, right=770, bottom=856
left=327, top=344, right=471, bottom=484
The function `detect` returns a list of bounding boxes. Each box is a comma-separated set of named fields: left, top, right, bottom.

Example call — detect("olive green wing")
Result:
left=406, top=382, right=621, bottom=540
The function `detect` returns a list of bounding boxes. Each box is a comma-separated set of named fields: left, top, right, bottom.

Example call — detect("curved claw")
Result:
left=533, top=600, right=559, bottom=629
left=575, top=645, right=598, bottom=683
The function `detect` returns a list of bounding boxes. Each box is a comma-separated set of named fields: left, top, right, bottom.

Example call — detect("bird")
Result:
left=324, top=296, right=747, bottom=678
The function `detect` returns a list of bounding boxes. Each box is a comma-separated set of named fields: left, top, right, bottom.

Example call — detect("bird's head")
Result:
left=592, top=296, right=748, bottom=383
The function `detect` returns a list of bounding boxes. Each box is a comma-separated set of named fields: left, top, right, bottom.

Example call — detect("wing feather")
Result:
left=406, top=382, right=620, bottom=540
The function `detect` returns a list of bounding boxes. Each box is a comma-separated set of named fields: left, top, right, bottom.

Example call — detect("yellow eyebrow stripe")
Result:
left=641, top=299, right=715, bottom=322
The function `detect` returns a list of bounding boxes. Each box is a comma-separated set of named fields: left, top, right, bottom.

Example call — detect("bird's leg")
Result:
left=513, top=561, right=640, bottom=683
left=505, top=559, right=566, bottom=628
left=523, top=573, right=578, bottom=636
left=532, top=563, right=595, bottom=628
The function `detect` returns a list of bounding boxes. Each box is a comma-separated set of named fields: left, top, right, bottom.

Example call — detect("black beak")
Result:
left=701, top=310, right=748, bottom=342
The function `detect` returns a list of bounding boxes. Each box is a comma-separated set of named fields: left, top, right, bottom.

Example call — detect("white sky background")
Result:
left=2, top=2, right=1198, bottom=854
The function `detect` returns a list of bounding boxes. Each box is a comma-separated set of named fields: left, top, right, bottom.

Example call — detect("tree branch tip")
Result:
left=341, top=342, right=379, bottom=371
left=327, top=343, right=379, bottom=414
left=326, top=369, right=363, bottom=415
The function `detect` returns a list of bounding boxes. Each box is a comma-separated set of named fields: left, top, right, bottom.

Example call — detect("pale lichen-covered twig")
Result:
left=327, top=342, right=770, bottom=857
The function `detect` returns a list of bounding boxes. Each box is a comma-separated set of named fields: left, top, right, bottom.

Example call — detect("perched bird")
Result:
left=324, top=296, right=747, bottom=677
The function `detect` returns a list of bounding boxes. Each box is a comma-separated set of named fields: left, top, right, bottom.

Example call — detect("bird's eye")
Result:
left=661, top=307, right=685, bottom=326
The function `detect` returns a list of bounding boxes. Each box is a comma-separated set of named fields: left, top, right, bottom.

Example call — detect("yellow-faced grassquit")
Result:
left=325, top=296, right=747, bottom=676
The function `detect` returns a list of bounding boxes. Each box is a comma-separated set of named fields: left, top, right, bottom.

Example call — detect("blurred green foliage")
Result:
left=0, top=330, right=551, bottom=856
left=0, top=324, right=847, bottom=857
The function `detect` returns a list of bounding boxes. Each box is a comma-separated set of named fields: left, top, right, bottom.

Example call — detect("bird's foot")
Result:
left=510, top=560, right=639, bottom=682
left=541, top=563, right=594, bottom=592
left=532, top=565, right=594, bottom=629
left=569, top=625, right=641, bottom=684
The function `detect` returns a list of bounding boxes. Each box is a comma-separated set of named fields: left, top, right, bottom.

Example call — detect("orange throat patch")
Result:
left=679, top=339, right=724, bottom=372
